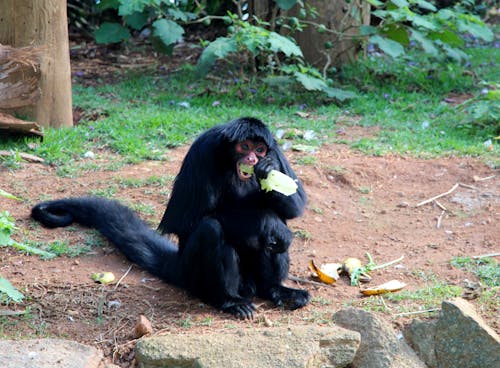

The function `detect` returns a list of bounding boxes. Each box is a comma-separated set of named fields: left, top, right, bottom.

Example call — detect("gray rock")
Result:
left=135, top=326, right=360, bottom=368
left=404, top=319, right=438, bottom=368
left=0, top=338, right=103, bottom=368
left=435, top=298, right=500, bottom=368
left=333, top=308, right=426, bottom=368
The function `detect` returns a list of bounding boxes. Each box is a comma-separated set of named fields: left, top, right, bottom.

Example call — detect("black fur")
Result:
left=32, top=117, right=309, bottom=319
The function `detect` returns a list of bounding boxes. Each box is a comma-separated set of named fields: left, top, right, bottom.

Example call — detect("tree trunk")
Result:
left=252, top=0, right=370, bottom=69
left=0, top=0, right=73, bottom=128
left=293, top=0, right=370, bottom=69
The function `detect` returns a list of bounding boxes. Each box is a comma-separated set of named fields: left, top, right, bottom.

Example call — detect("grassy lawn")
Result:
left=1, top=45, right=498, bottom=173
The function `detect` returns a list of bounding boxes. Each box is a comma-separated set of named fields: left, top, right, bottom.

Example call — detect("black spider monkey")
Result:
left=31, top=117, right=309, bottom=319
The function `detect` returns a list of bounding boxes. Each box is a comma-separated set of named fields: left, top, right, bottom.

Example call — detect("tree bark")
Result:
left=0, top=0, right=73, bottom=128
left=292, top=0, right=370, bottom=69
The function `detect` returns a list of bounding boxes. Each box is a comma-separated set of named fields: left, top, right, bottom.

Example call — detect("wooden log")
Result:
left=0, top=111, right=43, bottom=136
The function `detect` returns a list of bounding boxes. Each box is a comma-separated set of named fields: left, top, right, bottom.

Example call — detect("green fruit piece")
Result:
left=92, top=272, right=115, bottom=284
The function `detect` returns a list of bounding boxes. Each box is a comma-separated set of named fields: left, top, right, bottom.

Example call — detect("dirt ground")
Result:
left=1, top=40, right=499, bottom=367
left=1, top=138, right=498, bottom=366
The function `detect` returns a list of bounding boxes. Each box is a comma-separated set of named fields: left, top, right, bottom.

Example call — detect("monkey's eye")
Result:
left=256, top=146, right=267, bottom=156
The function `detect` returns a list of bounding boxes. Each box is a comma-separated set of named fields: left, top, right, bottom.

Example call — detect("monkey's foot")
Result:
left=269, top=286, right=310, bottom=310
left=221, top=299, right=256, bottom=320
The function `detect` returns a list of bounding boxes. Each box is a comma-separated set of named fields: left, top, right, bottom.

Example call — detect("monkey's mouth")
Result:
left=237, top=163, right=254, bottom=181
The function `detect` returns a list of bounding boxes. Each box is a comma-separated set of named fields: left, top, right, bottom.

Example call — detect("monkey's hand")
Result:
left=254, top=156, right=279, bottom=180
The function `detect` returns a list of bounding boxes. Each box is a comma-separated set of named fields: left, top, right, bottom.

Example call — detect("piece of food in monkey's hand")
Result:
left=91, top=271, right=115, bottom=284
left=240, top=164, right=298, bottom=196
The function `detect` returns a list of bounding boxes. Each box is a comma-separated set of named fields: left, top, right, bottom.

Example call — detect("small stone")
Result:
left=134, top=315, right=153, bottom=338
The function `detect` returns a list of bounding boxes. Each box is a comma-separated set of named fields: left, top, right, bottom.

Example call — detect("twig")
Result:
left=288, top=275, right=336, bottom=288
left=416, top=183, right=459, bottom=207
left=473, top=174, right=496, bottom=182
left=458, top=183, right=478, bottom=190
left=0, top=309, right=28, bottom=316
left=112, top=264, right=133, bottom=291
left=371, top=255, right=404, bottom=271
left=393, top=308, right=440, bottom=317
left=436, top=210, right=446, bottom=229
left=434, top=199, right=447, bottom=211
left=472, top=253, right=500, bottom=259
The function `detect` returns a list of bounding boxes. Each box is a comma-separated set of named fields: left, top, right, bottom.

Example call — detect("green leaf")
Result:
left=196, top=37, right=238, bottom=76
left=168, top=8, right=198, bottom=22
left=93, top=22, right=130, bottom=44
left=124, top=12, right=148, bottom=30
left=441, top=43, right=468, bottom=61
left=411, top=29, right=438, bottom=56
left=413, top=0, right=437, bottom=12
left=410, top=14, right=437, bottom=31
left=369, top=35, right=405, bottom=58
left=275, top=0, right=298, bottom=11
left=366, top=0, right=384, bottom=6
left=390, top=0, right=409, bottom=8
left=381, top=23, right=410, bottom=46
left=360, top=25, right=378, bottom=36
left=0, top=277, right=24, bottom=303
left=0, top=189, right=21, bottom=201
left=428, top=29, right=464, bottom=47
left=323, top=87, right=357, bottom=101
left=152, top=19, right=185, bottom=47
left=293, top=72, right=328, bottom=91
left=268, top=32, right=303, bottom=57
left=457, top=19, right=494, bottom=42
left=118, top=0, right=154, bottom=16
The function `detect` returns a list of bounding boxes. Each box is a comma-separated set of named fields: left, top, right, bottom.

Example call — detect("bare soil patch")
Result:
left=1, top=138, right=498, bottom=366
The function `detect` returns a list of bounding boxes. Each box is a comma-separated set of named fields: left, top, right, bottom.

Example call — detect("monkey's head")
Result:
left=220, top=117, right=276, bottom=182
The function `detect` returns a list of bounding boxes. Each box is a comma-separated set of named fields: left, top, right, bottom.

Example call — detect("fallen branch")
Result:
left=393, top=308, right=440, bottom=317
left=434, top=199, right=447, bottom=211
left=0, top=309, right=28, bottom=316
left=371, top=255, right=405, bottom=271
left=473, top=174, right=496, bottom=182
left=0, top=112, right=43, bottom=137
left=0, top=150, right=44, bottom=163
left=472, top=253, right=500, bottom=259
left=416, top=183, right=459, bottom=207
left=288, top=275, right=336, bottom=288
left=112, top=264, right=133, bottom=291
left=436, top=210, right=446, bottom=229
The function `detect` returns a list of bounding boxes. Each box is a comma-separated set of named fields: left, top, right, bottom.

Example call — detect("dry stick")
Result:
left=288, top=275, right=336, bottom=288
left=393, top=308, right=440, bottom=317
left=474, top=174, right=496, bottom=182
left=472, top=253, right=500, bottom=259
left=371, top=255, right=405, bottom=271
left=436, top=210, right=446, bottom=229
left=459, top=183, right=478, bottom=190
left=416, top=183, right=459, bottom=207
left=112, top=264, right=133, bottom=291
left=434, top=199, right=447, bottom=211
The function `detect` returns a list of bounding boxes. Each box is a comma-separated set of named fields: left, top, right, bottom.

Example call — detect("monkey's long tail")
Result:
left=31, top=197, right=181, bottom=285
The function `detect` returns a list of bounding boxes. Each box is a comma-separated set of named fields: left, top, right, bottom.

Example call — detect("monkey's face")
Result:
left=234, top=140, right=267, bottom=181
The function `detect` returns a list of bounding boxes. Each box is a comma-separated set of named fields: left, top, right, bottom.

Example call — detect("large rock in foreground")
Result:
left=333, top=308, right=426, bottom=368
left=0, top=338, right=103, bottom=368
left=435, top=298, right=500, bottom=368
left=135, top=326, right=361, bottom=368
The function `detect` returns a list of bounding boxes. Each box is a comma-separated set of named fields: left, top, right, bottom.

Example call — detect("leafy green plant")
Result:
left=451, top=256, right=500, bottom=287
left=0, top=211, right=56, bottom=259
left=93, top=0, right=196, bottom=51
left=364, top=0, right=493, bottom=61
left=456, top=83, right=500, bottom=132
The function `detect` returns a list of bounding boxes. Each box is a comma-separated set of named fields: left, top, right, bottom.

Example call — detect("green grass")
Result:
left=451, top=256, right=500, bottom=287
left=1, top=45, right=498, bottom=174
